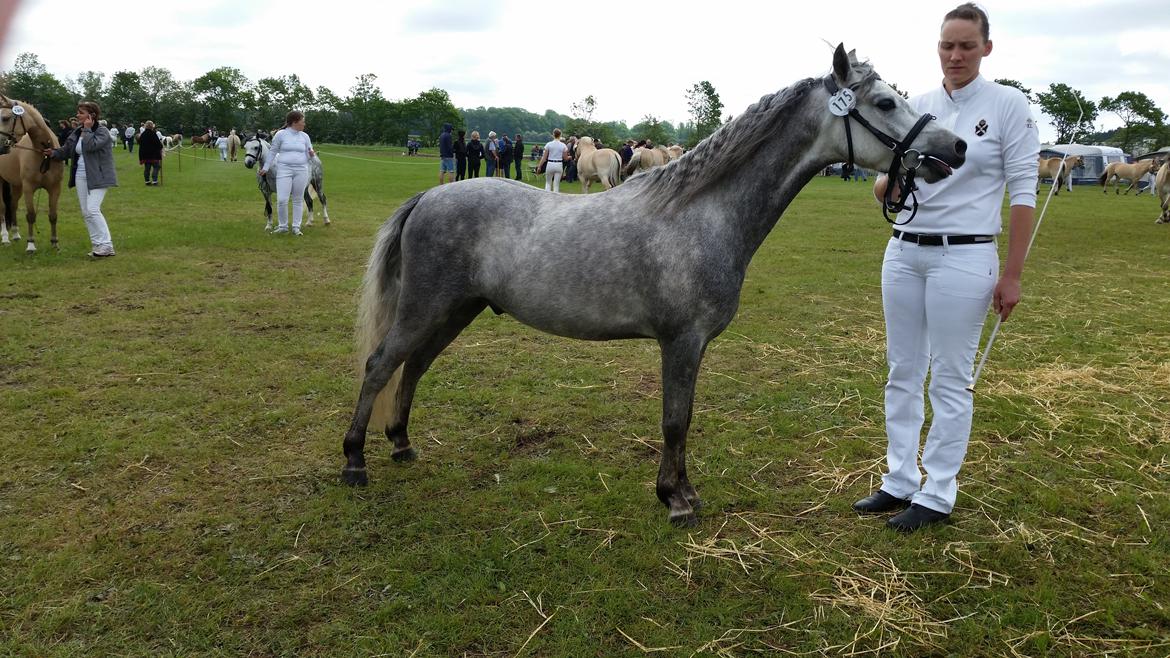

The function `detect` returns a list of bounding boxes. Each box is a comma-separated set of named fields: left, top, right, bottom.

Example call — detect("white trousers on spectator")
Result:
left=276, top=165, right=309, bottom=230
left=880, top=238, right=997, bottom=513
left=76, top=174, right=114, bottom=254
left=544, top=162, right=563, bottom=192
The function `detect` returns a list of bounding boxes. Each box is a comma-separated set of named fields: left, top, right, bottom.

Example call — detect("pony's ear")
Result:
left=847, top=49, right=859, bottom=65
left=832, top=43, right=852, bottom=86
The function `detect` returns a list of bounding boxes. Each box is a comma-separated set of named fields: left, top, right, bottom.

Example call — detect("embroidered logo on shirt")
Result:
left=1025, top=118, right=1036, bottom=130
left=975, top=119, right=989, bottom=137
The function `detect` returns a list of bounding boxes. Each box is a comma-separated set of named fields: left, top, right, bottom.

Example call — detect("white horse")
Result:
left=242, top=136, right=330, bottom=230
left=574, top=136, right=622, bottom=193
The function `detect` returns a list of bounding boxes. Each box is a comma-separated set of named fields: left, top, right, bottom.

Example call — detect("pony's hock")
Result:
left=342, top=44, right=965, bottom=525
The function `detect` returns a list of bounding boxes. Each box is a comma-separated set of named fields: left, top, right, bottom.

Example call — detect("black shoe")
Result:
left=886, top=504, right=950, bottom=533
left=852, top=490, right=910, bottom=514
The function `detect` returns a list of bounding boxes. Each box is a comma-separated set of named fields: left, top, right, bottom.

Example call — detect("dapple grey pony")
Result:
left=343, top=45, right=967, bottom=526
left=242, top=136, right=330, bottom=230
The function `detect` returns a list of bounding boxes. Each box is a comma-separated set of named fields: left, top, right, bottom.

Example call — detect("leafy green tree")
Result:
left=105, top=71, right=151, bottom=125
left=405, top=87, right=461, bottom=146
left=70, top=71, right=105, bottom=103
left=342, top=73, right=391, bottom=143
left=0, top=52, right=75, bottom=122
left=1099, top=91, right=1166, bottom=153
left=686, top=80, right=723, bottom=146
left=1035, top=83, right=1097, bottom=143
left=192, top=66, right=254, bottom=131
left=631, top=114, right=674, bottom=146
left=994, top=79, right=1034, bottom=103
left=255, top=74, right=316, bottom=132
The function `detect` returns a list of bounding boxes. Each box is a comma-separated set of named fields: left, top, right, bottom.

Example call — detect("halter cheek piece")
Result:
left=823, top=76, right=939, bottom=225
left=0, top=103, right=28, bottom=154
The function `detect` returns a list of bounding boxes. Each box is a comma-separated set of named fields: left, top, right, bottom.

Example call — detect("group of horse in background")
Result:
left=570, top=139, right=686, bottom=194
left=1037, top=150, right=1170, bottom=224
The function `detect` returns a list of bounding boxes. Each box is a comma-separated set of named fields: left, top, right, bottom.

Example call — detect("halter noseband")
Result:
left=823, top=76, right=938, bottom=225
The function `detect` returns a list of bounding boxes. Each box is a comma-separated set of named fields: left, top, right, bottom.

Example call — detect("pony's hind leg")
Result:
left=656, top=333, right=708, bottom=527
left=342, top=300, right=480, bottom=485
left=47, top=186, right=60, bottom=250
left=384, top=300, right=486, bottom=462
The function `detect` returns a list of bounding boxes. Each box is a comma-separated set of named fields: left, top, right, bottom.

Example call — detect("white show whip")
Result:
left=967, top=96, right=1085, bottom=393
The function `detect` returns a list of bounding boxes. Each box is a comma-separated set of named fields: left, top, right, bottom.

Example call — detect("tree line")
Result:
left=0, top=53, right=727, bottom=149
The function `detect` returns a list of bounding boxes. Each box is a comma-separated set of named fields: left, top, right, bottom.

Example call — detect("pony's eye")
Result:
left=876, top=98, right=897, bottom=111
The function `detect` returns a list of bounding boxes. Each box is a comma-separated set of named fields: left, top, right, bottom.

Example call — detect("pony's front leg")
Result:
left=23, top=204, right=36, bottom=254
left=319, top=190, right=330, bottom=226
left=656, top=334, right=707, bottom=527
left=303, top=189, right=314, bottom=227
left=47, top=187, right=60, bottom=250
left=263, top=196, right=274, bottom=231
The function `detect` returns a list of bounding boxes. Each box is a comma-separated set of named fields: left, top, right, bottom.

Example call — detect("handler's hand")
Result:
left=258, top=169, right=266, bottom=176
left=42, top=147, right=53, bottom=157
left=993, top=275, right=1021, bottom=320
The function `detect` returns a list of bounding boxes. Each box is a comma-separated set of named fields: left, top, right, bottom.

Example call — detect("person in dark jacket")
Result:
left=513, top=134, right=525, bottom=180
left=499, top=135, right=512, bottom=179
left=467, top=131, right=485, bottom=178
left=620, top=139, right=634, bottom=166
left=438, top=122, right=455, bottom=185
left=454, top=129, right=468, bottom=181
left=137, top=120, right=163, bottom=185
left=43, top=101, right=117, bottom=257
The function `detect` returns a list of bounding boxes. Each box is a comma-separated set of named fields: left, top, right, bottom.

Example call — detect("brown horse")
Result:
left=1037, top=154, right=1083, bottom=195
left=191, top=132, right=213, bottom=148
left=1099, top=160, right=1158, bottom=194
left=0, top=99, right=64, bottom=252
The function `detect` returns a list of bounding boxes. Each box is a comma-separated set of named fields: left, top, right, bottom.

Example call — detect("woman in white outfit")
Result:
left=260, top=110, right=315, bottom=235
left=537, top=128, right=567, bottom=192
left=44, top=101, right=118, bottom=257
left=851, top=2, right=1039, bottom=532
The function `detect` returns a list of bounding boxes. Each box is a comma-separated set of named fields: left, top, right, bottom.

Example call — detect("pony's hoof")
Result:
left=25, top=243, right=36, bottom=254
left=391, top=446, right=417, bottom=463
left=341, top=466, right=368, bottom=486
left=669, top=510, right=699, bottom=528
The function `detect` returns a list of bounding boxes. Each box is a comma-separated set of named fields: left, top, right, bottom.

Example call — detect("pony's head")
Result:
left=824, top=44, right=966, bottom=184
left=242, top=137, right=265, bottom=169
left=0, top=95, right=32, bottom=155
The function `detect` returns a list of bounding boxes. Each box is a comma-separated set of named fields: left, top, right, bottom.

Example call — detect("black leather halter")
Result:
left=0, top=104, right=29, bottom=154
left=823, top=76, right=939, bottom=225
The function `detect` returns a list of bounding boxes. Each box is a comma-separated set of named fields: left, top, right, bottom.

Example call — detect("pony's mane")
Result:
left=633, top=61, right=878, bottom=209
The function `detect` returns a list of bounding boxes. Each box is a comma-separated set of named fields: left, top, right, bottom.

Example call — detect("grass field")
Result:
left=1, top=143, right=1167, bottom=656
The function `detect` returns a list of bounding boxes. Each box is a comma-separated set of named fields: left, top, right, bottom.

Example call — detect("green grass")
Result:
left=1, top=144, right=1167, bottom=656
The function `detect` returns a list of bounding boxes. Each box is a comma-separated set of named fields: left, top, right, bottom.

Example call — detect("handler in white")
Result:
left=261, top=110, right=315, bottom=235
left=852, top=2, right=1039, bottom=532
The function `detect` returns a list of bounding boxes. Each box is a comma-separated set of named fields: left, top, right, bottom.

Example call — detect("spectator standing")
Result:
left=467, top=131, right=484, bottom=178
left=499, top=135, right=512, bottom=179
left=454, top=129, right=468, bottom=181
left=438, top=123, right=455, bottom=185
left=137, top=120, right=163, bottom=185
left=513, top=134, right=525, bottom=180
left=124, top=123, right=136, bottom=153
left=485, top=130, right=499, bottom=177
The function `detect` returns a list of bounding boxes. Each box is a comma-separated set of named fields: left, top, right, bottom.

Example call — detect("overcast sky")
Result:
left=4, top=0, right=1169, bottom=144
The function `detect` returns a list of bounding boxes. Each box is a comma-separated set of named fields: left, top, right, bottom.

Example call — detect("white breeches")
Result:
left=276, top=165, right=310, bottom=230
left=880, top=238, right=997, bottom=513
left=544, top=162, right=563, bottom=192
left=76, top=174, right=114, bottom=253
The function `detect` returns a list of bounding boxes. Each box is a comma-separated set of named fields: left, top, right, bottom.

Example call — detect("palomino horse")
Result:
left=623, top=145, right=672, bottom=176
left=574, top=136, right=622, bottom=193
left=1037, top=154, right=1083, bottom=195
left=0, top=98, right=60, bottom=251
left=1099, top=160, right=1158, bottom=194
left=227, top=131, right=241, bottom=162
left=242, top=136, right=330, bottom=229
left=1154, top=161, right=1170, bottom=224
left=666, top=144, right=685, bottom=160
left=0, top=97, right=55, bottom=248
left=340, top=45, right=966, bottom=526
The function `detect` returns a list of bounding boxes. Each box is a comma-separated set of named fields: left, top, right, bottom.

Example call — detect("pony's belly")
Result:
left=501, top=302, right=655, bottom=341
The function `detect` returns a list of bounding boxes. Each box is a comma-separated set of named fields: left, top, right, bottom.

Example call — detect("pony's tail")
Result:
left=607, top=152, right=622, bottom=188
left=1098, top=170, right=1108, bottom=187
left=356, top=191, right=425, bottom=430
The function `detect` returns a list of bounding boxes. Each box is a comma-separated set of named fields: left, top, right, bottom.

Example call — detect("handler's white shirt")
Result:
left=264, top=128, right=314, bottom=171
left=898, top=75, right=1039, bottom=235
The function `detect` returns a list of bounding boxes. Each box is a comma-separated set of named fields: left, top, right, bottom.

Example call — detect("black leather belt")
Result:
left=893, top=230, right=995, bottom=246
left=548, top=159, right=561, bottom=162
